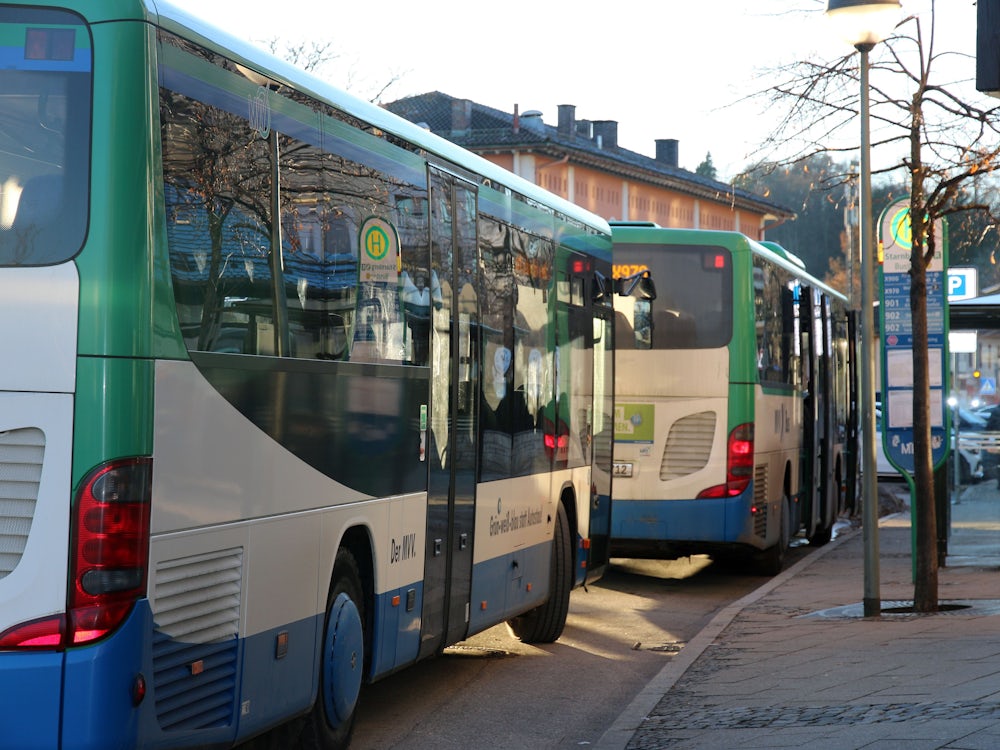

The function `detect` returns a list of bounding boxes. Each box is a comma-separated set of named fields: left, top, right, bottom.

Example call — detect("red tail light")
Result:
left=544, top=431, right=569, bottom=461
left=0, top=458, right=152, bottom=650
left=697, top=423, right=754, bottom=499
left=70, top=458, right=152, bottom=644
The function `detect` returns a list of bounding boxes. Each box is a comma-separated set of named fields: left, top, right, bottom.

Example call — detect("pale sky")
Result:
left=164, top=0, right=980, bottom=181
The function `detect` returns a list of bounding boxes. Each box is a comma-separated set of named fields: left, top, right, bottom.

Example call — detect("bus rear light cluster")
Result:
left=544, top=432, right=569, bottom=461
left=70, top=458, right=152, bottom=644
left=696, top=423, right=754, bottom=499
left=0, top=458, right=152, bottom=651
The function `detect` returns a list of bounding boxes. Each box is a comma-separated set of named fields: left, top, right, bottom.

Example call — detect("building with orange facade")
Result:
left=384, top=92, right=794, bottom=239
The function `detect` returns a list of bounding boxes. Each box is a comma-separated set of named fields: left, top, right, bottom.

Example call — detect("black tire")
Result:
left=753, top=494, right=789, bottom=576
left=808, top=517, right=833, bottom=546
left=507, top=502, right=572, bottom=643
left=299, top=549, right=366, bottom=750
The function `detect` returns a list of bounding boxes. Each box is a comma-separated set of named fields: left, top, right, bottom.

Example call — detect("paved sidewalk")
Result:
left=597, top=481, right=1000, bottom=750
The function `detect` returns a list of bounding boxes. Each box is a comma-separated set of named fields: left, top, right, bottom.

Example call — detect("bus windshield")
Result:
left=615, top=243, right=732, bottom=349
left=0, top=7, right=91, bottom=266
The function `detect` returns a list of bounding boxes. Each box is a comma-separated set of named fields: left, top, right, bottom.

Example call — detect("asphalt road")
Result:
left=350, top=541, right=815, bottom=749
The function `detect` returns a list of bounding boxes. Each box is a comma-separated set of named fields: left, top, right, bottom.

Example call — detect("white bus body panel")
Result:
left=151, top=360, right=370, bottom=534
left=474, top=473, right=555, bottom=563
left=150, top=360, right=427, bottom=640
left=0, top=263, right=78, bottom=634
left=0, top=264, right=78, bottom=393
left=613, top=348, right=730, bottom=500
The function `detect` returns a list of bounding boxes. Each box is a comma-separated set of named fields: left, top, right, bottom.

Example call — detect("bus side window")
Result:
left=11, top=174, right=62, bottom=232
left=281, top=206, right=355, bottom=361
left=614, top=310, right=634, bottom=348
left=652, top=307, right=696, bottom=348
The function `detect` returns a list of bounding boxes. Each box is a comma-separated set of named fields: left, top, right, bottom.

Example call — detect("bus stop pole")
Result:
left=858, top=44, right=882, bottom=618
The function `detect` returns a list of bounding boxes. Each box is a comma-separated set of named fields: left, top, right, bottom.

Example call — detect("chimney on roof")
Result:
left=656, top=138, right=679, bottom=168
left=451, top=98, right=472, bottom=135
left=557, top=104, right=576, bottom=136
left=592, top=120, right=617, bottom=149
left=521, top=110, right=544, bottom=132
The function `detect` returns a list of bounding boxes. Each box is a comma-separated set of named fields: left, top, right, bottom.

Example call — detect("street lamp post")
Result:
left=825, top=0, right=902, bottom=619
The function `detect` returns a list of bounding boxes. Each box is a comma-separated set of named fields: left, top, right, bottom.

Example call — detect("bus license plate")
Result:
left=613, top=462, right=633, bottom=477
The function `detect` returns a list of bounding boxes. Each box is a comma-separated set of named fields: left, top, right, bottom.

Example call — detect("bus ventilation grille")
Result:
left=0, top=428, right=44, bottom=580
left=753, top=465, right=769, bottom=537
left=152, top=547, right=243, bottom=732
left=660, top=411, right=716, bottom=480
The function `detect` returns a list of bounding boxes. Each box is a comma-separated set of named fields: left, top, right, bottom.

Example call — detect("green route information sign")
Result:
left=878, top=198, right=949, bottom=475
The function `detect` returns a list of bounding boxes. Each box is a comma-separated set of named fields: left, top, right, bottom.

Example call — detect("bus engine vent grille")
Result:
left=660, top=411, right=716, bottom=480
left=152, top=547, right=243, bottom=732
left=0, top=428, right=44, bottom=580
left=753, top=464, right=769, bottom=537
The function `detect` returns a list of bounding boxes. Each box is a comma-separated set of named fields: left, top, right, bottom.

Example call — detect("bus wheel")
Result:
left=808, top=498, right=834, bottom=546
left=753, top=494, right=789, bottom=576
left=507, top=502, right=571, bottom=644
left=301, top=549, right=365, bottom=750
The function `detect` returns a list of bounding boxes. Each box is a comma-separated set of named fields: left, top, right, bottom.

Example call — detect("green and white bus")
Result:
left=610, top=224, right=855, bottom=574
left=0, top=3, right=620, bottom=747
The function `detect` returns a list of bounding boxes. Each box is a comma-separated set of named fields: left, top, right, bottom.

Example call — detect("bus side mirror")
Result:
left=615, top=270, right=657, bottom=301
left=592, top=270, right=612, bottom=304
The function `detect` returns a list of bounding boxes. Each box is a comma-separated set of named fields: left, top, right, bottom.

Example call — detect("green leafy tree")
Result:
left=695, top=152, right=718, bottom=180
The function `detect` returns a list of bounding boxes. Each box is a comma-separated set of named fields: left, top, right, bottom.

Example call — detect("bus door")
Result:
left=420, top=167, right=479, bottom=657
left=817, top=295, right=836, bottom=522
left=589, top=294, right=615, bottom=579
left=799, top=286, right=820, bottom=530
left=801, top=287, right=826, bottom=535
left=555, top=251, right=608, bottom=581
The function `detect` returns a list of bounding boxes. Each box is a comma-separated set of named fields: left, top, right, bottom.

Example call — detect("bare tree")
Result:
left=744, top=1, right=1000, bottom=611
left=266, top=38, right=405, bottom=103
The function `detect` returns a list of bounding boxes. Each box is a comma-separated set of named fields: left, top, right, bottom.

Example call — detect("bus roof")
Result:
left=147, top=1, right=610, bottom=237
left=610, top=223, right=847, bottom=302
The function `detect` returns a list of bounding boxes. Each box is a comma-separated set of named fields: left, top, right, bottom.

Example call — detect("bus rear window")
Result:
left=615, top=243, right=732, bottom=349
left=0, top=8, right=91, bottom=266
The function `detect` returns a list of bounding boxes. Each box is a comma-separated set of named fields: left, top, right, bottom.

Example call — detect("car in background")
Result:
left=966, top=404, right=1000, bottom=482
left=874, top=403, right=984, bottom=484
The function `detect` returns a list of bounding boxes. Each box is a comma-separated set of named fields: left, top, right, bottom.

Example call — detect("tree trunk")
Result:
left=909, top=257, right=938, bottom=612
left=909, top=92, right=938, bottom=613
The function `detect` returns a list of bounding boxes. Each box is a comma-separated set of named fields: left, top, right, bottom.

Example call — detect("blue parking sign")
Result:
left=947, top=268, right=977, bottom=301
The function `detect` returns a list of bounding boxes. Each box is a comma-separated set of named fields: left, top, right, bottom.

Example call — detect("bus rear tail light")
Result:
left=70, top=458, right=152, bottom=644
left=0, top=458, right=152, bottom=651
left=544, top=431, right=569, bottom=462
left=696, top=423, right=754, bottom=499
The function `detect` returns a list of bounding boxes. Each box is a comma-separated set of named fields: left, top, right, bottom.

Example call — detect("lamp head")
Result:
left=826, top=0, right=902, bottom=49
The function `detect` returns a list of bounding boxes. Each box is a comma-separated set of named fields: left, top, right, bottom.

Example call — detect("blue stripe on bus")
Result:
left=468, top=540, right=550, bottom=633
left=611, top=494, right=756, bottom=545
left=2, top=604, right=158, bottom=750
left=372, top=582, right=423, bottom=676
left=0, top=46, right=91, bottom=71
left=0, top=649, right=63, bottom=750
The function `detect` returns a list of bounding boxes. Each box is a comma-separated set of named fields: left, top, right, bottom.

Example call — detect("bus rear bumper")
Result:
left=0, top=604, right=151, bottom=750
left=0, top=650, right=63, bottom=750
left=610, top=495, right=760, bottom=557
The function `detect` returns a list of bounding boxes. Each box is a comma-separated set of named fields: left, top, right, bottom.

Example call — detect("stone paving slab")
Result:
left=597, top=482, right=1000, bottom=750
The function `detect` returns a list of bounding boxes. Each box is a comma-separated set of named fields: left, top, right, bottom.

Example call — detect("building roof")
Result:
left=383, top=92, right=795, bottom=221
left=951, top=293, right=1000, bottom=329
